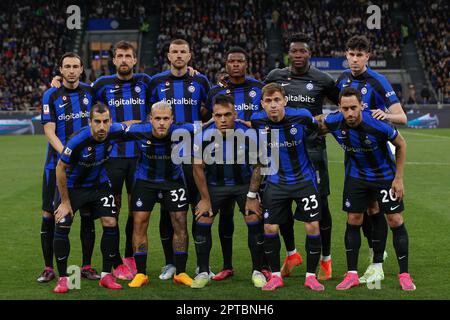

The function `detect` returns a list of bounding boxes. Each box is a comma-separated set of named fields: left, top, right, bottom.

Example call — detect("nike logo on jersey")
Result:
left=177, top=204, right=185, bottom=208
left=390, top=205, right=400, bottom=211
left=109, top=89, right=120, bottom=93
left=281, top=83, right=290, bottom=87
left=160, top=88, right=170, bottom=92
left=83, top=153, right=93, bottom=158
left=310, top=212, right=319, bottom=218
left=59, top=102, right=70, bottom=108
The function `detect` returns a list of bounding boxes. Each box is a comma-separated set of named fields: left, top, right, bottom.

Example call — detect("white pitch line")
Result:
left=401, top=131, right=450, bottom=140
left=328, top=160, right=450, bottom=166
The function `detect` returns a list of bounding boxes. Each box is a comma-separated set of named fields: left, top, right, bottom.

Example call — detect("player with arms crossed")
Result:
left=52, top=104, right=126, bottom=293
left=336, top=35, right=407, bottom=283
left=248, top=83, right=325, bottom=292
left=316, top=87, right=415, bottom=291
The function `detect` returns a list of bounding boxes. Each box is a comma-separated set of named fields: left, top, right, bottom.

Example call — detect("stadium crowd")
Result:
left=410, top=0, right=449, bottom=103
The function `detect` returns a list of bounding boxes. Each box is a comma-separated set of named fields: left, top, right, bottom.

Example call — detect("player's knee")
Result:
left=42, top=211, right=53, bottom=219
left=347, top=213, right=364, bottom=225
left=264, top=224, right=279, bottom=235
left=305, top=221, right=320, bottom=235
left=55, top=216, right=73, bottom=234
left=101, top=216, right=116, bottom=227
left=198, top=216, right=214, bottom=224
left=387, top=213, right=403, bottom=228
left=244, top=213, right=260, bottom=224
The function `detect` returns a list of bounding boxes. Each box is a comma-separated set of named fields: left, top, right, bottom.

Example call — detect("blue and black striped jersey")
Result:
left=251, top=108, right=318, bottom=186
left=123, top=122, right=197, bottom=184
left=194, top=121, right=256, bottom=186
left=336, top=67, right=399, bottom=112
left=206, top=77, right=264, bottom=121
left=92, top=73, right=152, bottom=158
left=41, top=82, right=94, bottom=170
left=324, top=111, right=398, bottom=181
left=60, top=123, right=126, bottom=188
left=149, top=70, right=210, bottom=123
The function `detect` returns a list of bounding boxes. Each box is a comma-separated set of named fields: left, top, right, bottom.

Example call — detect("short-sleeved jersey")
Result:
left=265, top=66, right=339, bottom=115
left=92, top=73, right=152, bottom=158
left=335, top=67, right=400, bottom=112
left=206, top=77, right=264, bottom=121
left=194, top=121, right=256, bottom=186
left=41, top=83, right=94, bottom=170
left=324, top=111, right=398, bottom=181
left=251, top=108, right=318, bottom=185
left=123, top=122, right=196, bottom=185
left=149, top=70, right=210, bottom=123
left=60, top=123, right=126, bottom=188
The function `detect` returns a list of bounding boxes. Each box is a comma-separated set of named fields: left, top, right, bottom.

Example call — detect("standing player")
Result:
left=51, top=41, right=152, bottom=280
left=336, top=35, right=407, bottom=283
left=125, top=102, right=196, bottom=288
left=248, top=83, right=325, bottom=292
left=317, top=87, right=415, bottom=291
left=265, top=33, right=340, bottom=280
left=191, top=94, right=266, bottom=289
left=149, top=39, right=210, bottom=280
left=205, top=46, right=265, bottom=281
left=52, top=104, right=125, bottom=293
left=38, top=52, right=99, bottom=283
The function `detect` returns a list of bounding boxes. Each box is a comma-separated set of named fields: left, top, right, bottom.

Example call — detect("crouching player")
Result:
left=53, top=104, right=125, bottom=293
left=317, top=87, right=415, bottom=291
left=192, top=94, right=266, bottom=289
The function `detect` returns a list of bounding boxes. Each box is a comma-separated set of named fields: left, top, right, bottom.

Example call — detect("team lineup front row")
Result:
left=48, top=83, right=415, bottom=293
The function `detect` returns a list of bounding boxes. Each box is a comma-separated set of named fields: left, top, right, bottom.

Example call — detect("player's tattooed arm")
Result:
left=43, top=122, right=64, bottom=154
left=55, top=160, right=73, bottom=223
left=193, top=162, right=213, bottom=219
left=391, top=131, right=407, bottom=201
left=245, top=165, right=263, bottom=216
left=315, top=114, right=330, bottom=135
left=371, top=103, right=407, bottom=125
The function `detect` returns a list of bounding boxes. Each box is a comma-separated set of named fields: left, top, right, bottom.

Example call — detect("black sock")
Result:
left=319, top=196, right=332, bottom=257
left=264, top=233, right=281, bottom=273
left=391, top=223, right=409, bottom=274
left=362, top=211, right=373, bottom=248
left=41, top=216, right=55, bottom=268
left=247, top=221, right=265, bottom=271
left=125, top=215, right=134, bottom=258
left=174, top=251, right=188, bottom=274
left=371, top=212, right=388, bottom=263
left=219, top=212, right=234, bottom=270
left=134, top=252, right=147, bottom=275
left=345, top=223, right=361, bottom=271
left=54, top=219, right=72, bottom=277
left=305, top=234, right=322, bottom=274
left=80, top=215, right=95, bottom=267
left=112, top=225, right=122, bottom=268
left=101, top=226, right=119, bottom=273
left=279, top=212, right=296, bottom=252
left=194, top=222, right=212, bottom=274
left=159, top=207, right=174, bottom=265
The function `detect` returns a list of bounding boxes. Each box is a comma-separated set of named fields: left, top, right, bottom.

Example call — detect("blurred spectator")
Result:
left=406, top=84, right=419, bottom=105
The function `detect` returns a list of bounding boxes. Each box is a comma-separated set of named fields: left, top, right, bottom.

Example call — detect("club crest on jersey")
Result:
left=83, top=97, right=89, bottom=105
left=115, top=85, right=119, bottom=89
left=345, top=199, right=351, bottom=208
left=341, top=130, right=347, bottom=135
left=226, top=89, right=231, bottom=94
left=62, top=96, right=67, bottom=101
left=136, top=199, right=143, bottom=208
left=135, top=86, right=141, bottom=93
left=146, top=140, right=151, bottom=145
left=263, top=209, right=269, bottom=219
left=361, top=87, right=368, bottom=95
left=249, top=90, right=256, bottom=98
left=165, top=81, right=170, bottom=87
left=88, top=146, right=92, bottom=151
left=290, top=127, right=297, bottom=135
left=364, top=137, right=372, bottom=145
left=188, top=85, right=196, bottom=93
left=306, top=83, right=314, bottom=91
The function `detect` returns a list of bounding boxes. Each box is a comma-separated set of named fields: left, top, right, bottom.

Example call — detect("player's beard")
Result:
left=117, top=65, right=133, bottom=76
left=63, top=75, right=79, bottom=84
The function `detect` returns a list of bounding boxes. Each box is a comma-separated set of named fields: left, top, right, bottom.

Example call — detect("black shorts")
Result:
left=42, top=168, right=56, bottom=213
left=343, top=177, right=405, bottom=214
left=306, top=146, right=330, bottom=196
left=208, top=184, right=248, bottom=216
left=182, top=164, right=199, bottom=207
left=54, top=184, right=118, bottom=219
left=130, top=179, right=189, bottom=212
left=105, top=157, right=137, bottom=195
left=262, top=181, right=321, bottom=224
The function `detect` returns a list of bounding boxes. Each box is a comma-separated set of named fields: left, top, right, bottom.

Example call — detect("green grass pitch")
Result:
left=0, top=129, right=449, bottom=300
